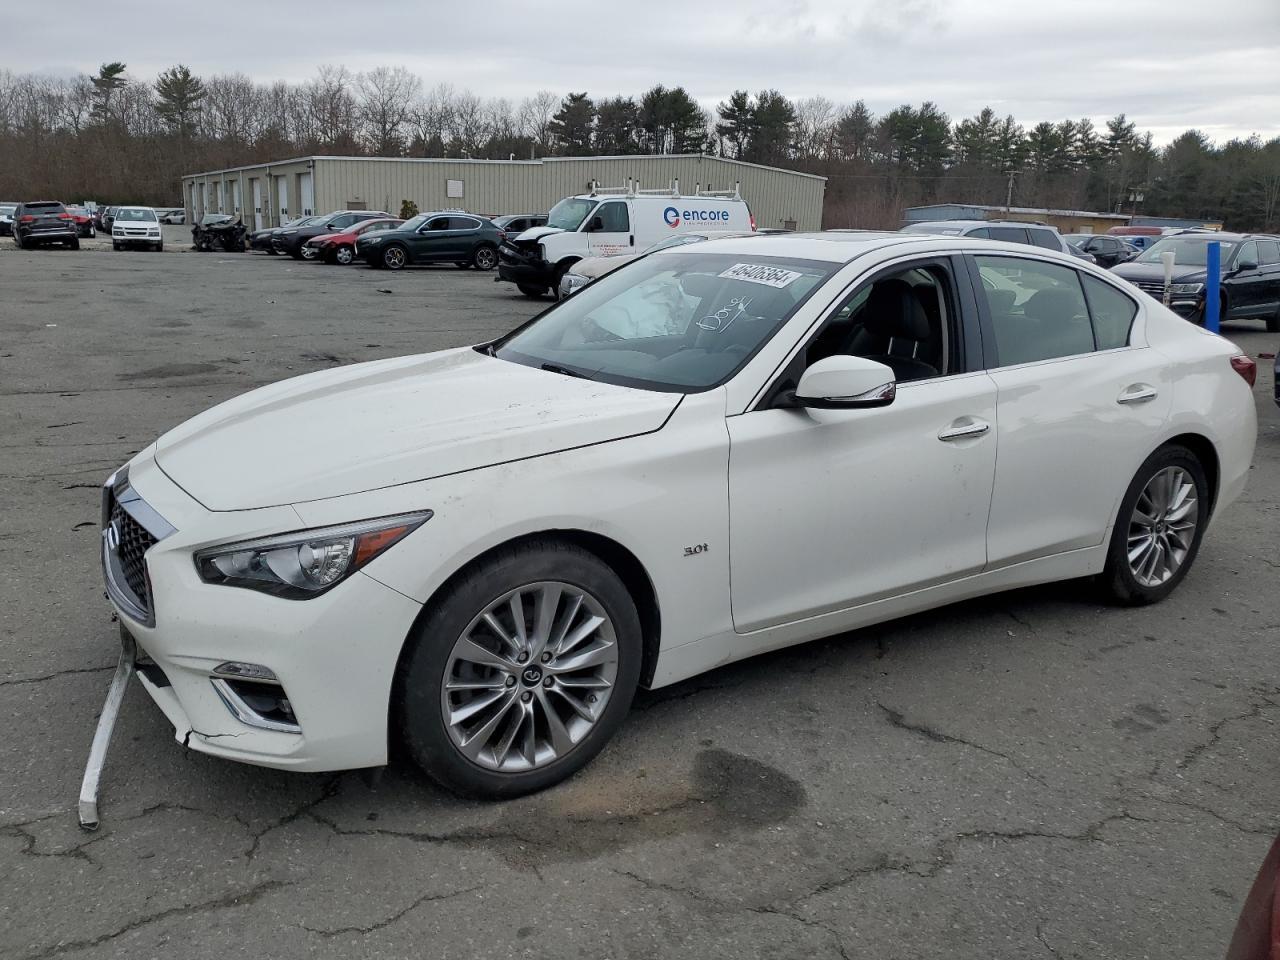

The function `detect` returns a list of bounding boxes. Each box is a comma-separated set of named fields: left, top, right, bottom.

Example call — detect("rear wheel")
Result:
left=382, top=244, right=408, bottom=270
left=1100, top=444, right=1209, bottom=605
left=300, top=245, right=317, bottom=261
left=1266, top=307, right=1279, bottom=333
left=397, top=541, right=642, bottom=799
left=69, top=239, right=80, bottom=250
left=472, top=245, right=498, bottom=271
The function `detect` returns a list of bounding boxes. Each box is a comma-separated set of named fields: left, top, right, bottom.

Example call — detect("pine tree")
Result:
left=715, top=90, right=754, bottom=159
left=90, top=62, right=128, bottom=123
left=548, top=92, right=594, bottom=154
left=154, top=65, right=206, bottom=140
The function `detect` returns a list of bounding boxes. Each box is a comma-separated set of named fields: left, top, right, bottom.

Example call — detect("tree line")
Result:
left=1, top=63, right=1276, bottom=231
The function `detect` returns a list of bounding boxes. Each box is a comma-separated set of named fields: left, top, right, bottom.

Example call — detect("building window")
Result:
left=447, top=179, right=464, bottom=199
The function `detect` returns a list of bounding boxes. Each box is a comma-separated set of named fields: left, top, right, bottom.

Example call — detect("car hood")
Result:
left=1111, top=262, right=1209, bottom=284
left=574, top=254, right=639, bottom=279
left=307, top=231, right=345, bottom=244
left=153, top=347, right=680, bottom=511
left=513, top=226, right=565, bottom=243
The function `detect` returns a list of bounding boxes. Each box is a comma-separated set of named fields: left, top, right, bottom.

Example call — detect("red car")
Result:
left=65, top=205, right=96, bottom=238
left=303, top=217, right=403, bottom=264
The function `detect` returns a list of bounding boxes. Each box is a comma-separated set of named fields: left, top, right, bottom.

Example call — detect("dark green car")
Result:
left=356, top=212, right=502, bottom=271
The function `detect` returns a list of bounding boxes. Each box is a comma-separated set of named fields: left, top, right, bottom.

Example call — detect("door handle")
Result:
left=1117, top=384, right=1158, bottom=404
left=938, top=418, right=990, bottom=441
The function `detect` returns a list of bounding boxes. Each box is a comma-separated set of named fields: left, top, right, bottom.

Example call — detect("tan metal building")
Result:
left=181, top=154, right=826, bottom=233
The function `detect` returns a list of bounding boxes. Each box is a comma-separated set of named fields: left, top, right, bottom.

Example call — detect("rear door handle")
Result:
left=1117, top=384, right=1158, bottom=404
left=938, top=417, right=991, bottom=441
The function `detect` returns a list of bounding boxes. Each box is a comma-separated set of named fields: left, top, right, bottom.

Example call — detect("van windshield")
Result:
left=115, top=208, right=158, bottom=222
left=547, top=198, right=597, bottom=231
left=494, top=251, right=837, bottom=393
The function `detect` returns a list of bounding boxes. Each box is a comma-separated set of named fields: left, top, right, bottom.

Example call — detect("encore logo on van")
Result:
left=664, top=206, right=730, bottom=228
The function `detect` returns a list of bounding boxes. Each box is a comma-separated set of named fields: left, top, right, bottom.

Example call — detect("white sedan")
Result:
left=87, top=232, right=1257, bottom=812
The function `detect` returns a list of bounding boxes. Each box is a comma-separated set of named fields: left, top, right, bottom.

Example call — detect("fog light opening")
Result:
left=210, top=677, right=301, bottom=735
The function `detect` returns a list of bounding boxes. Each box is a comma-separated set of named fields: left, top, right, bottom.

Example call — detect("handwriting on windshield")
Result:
left=697, top=296, right=753, bottom=332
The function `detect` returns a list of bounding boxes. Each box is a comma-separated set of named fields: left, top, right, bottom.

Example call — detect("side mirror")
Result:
left=588, top=216, right=604, bottom=232
left=789, top=355, right=897, bottom=410
left=1236, top=260, right=1258, bottom=273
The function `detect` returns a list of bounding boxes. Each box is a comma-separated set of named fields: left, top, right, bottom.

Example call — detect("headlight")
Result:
left=1168, top=283, right=1204, bottom=295
left=195, top=511, right=432, bottom=599
left=282, top=229, right=297, bottom=235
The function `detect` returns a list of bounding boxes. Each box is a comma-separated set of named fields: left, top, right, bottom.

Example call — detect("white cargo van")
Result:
left=496, top=180, right=754, bottom=297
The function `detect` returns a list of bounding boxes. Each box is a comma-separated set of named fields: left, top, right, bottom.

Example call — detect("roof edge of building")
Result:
left=182, top=153, right=826, bottom=182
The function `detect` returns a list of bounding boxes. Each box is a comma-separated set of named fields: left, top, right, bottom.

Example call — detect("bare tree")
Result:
left=517, top=90, right=557, bottom=155
left=411, top=83, right=456, bottom=156
left=303, top=65, right=358, bottom=151
left=356, top=66, right=420, bottom=155
left=793, top=96, right=837, bottom=162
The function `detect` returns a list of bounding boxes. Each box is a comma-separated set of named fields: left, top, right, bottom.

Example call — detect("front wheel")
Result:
left=382, top=244, right=408, bottom=270
left=472, top=245, right=498, bottom=271
left=70, top=239, right=80, bottom=250
left=112, top=241, right=120, bottom=251
left=1266, top=307, right=1279, bottom=333
left=397, top=541, right=642, bottom=799
left=517, top=283, right=548, bottom=298
left=334, top=245, right=354, bottom=265
left=300, top=245, right=317, bottom=261
left=1100, top=444, right=1209, bottom=605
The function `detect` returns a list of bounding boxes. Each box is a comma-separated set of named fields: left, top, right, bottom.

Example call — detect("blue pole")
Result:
left=1204, top=241, right=1220, bottom=332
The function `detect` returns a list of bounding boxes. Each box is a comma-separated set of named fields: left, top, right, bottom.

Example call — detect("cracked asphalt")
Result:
left=1, top=245, right=1278, bottom=959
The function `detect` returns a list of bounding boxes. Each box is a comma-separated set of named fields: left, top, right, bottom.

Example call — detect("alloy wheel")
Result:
left=335, top=246, right=353, bottom=265
left=1127, top=466, right=1198, bottom=587
left=474, top=246, right=498, bottom=270
left=301, top=245, right=317, bottom=260
left=441, top=581, right=619, bottom=772
left=384, top=246, right=406, bottom=269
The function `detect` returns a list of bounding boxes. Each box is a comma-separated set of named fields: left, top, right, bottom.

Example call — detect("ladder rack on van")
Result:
left=587, top=178, right=742, bottom=201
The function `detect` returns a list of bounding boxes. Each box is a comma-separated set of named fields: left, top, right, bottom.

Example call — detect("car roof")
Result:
left=662, top=230, right=1084, bottom=265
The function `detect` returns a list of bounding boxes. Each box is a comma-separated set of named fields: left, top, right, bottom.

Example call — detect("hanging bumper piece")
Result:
left=77, top=632, right=136, bottom=830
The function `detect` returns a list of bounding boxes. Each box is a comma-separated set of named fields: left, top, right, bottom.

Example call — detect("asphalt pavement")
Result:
left=1, top=244, right=1278, bottom=959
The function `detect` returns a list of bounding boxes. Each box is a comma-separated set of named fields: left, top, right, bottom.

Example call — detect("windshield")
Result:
left=495, top=252, right=837, bottom=392
left=395, top=214, right=427, bottom=231
left=115, top=208, right=157, bottom=222
left=546, top=197, right=597, bottom=231
left=1137, top=236, right=1238, bottom=267
left=1064, top=236, right=1090, bottom=248
left=643, top=233, right=708, bottom=254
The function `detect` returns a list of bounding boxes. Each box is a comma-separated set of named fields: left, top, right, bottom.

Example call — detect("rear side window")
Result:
left=1028, top=229, right=1061, bottom=250
left=975, top=256, right=1094, bottom=366
left=966, top=227, right=990, bottom=239
left=1256, top=239, right=1279, bottom=265
left=449, top=216, right=482, bottom=230
left=1081, top=276, right=1137, bottom=349
left=988, top=226, right=1030, bottom=245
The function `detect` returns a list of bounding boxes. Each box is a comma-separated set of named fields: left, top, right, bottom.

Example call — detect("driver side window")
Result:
left=803, top=263, right=955, bottom=383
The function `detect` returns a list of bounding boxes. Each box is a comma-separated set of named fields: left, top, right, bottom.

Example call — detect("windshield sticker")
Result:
left=718, top=263, right=803, bottom=288
left=697, top=296, right=753, bottom=332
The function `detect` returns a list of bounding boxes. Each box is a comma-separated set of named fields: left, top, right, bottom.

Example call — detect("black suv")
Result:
left=1111, top=232, right=1280, bottom=331
left=1063, top=234, right=1136, bottom=269
left=12, top=201, right=79, bottom=249
left=491, top=213, right=547, bottom=237
left=355, top=213, right=502, bottom=270
left=272, top=210, right=391, bottom=259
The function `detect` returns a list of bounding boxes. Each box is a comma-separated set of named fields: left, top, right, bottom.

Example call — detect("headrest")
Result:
left=865, top=278, right=931, bottom=341
left=1025, top=288, right=1080, bottom=323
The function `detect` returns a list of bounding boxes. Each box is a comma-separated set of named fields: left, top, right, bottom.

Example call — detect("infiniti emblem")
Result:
left=521, top=666, right=542, bottom=685
left=104, top=520, right=121, bottom=551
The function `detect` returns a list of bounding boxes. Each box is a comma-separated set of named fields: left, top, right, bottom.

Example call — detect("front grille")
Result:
left=1130, top=280, right=1166, bottom=297
left=111, top=501, right=156, bottom=604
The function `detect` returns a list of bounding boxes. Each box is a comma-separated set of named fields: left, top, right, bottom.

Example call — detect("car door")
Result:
left=585, top=201, right=632, bottom=258
left=1256, top=240, right=1280, bottom=315
left=410, top=216, right=452, bottom=262
left=447, top=216, right=483, bottom=259
left=1227, top=240, right=1264, bottom=318
left=967, top=252, right=1172, bottom=568
left=727, top=255, right=998, bottom=632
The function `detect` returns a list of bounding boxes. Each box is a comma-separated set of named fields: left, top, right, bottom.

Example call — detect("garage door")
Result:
left=252, top=179, right=263, bottom=231
left=274, top=175, right=288, bottom=224
left=299, top=172, right=314, bottom=217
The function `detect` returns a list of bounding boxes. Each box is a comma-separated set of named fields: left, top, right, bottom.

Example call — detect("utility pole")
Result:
left=1005, top=169, right=1017, bottom=213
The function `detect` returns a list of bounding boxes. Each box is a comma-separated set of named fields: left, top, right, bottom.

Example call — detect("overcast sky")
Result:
left=5, top=0, right=1278, bottom=144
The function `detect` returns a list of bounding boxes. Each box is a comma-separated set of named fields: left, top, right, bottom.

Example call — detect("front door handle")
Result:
left=1117, top=384, right=1158, bottom=404
left=938, top=417, right=990, bottom=442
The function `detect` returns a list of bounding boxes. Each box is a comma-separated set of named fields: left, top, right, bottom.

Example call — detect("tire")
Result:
left=517, top=283, right=548, bottom=298
left=266, top=247, right=278, bottom=256
left=1100, top=444, right=1209, bottom=605
left=1266, top=308, right=1279, bottom=333
left=300, top=245, right=318, bottom=261
left=69, top=239, right=80, bottom=251
left=397, top=540, right=642, bottom=799
left=472, top=245, right=498, bottom=271
left=155, top=243, right=163, bottom=253
left=334, top=245, right=354, bottom=266
left=290, top=246, right=305, bottom=260
left=112, top=241, right=120, bottom=251
left=382, top=244, right=408, bottom=270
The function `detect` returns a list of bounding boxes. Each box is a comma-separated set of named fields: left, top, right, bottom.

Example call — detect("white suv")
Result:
left=112, top=206, right=164, bottom=252
left=901, top=219, right=1086, bottom=259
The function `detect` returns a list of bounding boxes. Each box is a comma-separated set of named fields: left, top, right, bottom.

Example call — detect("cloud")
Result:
left=4, top=0, right=1277, bottom=144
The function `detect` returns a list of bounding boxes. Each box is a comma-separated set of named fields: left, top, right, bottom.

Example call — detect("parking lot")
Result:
left=2, top=245, right=1278, bottom=959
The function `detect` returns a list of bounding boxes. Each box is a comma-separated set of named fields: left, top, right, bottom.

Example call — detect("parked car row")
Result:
left=242, top=208, right=549, bottom=273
